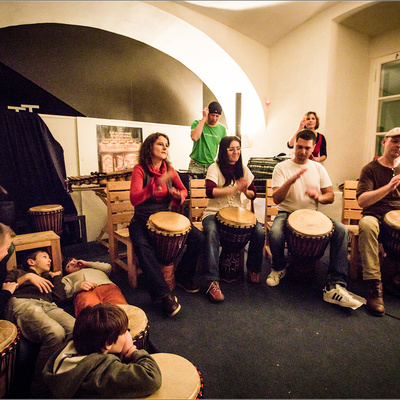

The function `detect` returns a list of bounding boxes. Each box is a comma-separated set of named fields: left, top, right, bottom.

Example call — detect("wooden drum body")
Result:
left=0, top=321, right=20, bottom=398
left=286, top=209, right=334, bottom=260
left=143, top=353, right=203, bottom=399
left=147, top=212, right=191, bottom=291
left=216, top=206, right=257, bottom=283
left=28, top=204, right=64, bottom=236
left=381, top=210, right=400, bottom=261
left=117, top=304, right=149, bottom=350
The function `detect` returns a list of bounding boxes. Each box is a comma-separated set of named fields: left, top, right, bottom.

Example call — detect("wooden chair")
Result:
left=341, top=180, right=363, bottom=279
left=189, top=179, right=209, bottom=231
left=106, top=181, right=138, bottom=287
left=264, top=179, right=277, bottom=258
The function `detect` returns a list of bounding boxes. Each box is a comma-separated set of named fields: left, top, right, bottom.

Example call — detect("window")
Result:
left=375, top=56, right=400, bottom=156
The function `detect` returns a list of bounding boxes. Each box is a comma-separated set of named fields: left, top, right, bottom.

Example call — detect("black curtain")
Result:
left=0, top=109, right=77, bottom=229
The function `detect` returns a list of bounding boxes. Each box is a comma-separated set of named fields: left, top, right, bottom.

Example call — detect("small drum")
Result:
left=28, top=204, right=64, bottom=236
left=117, top=304, right=149, bottom=350
left=286, top=209, right=334, bottom=259
left=147, top=212, right=192, bottom=291
left=216, top=206, right=257, bottom=282
left=0, top=321, right=20, bottom=398
left=381, top=210, right=400, bottom=261
left=143, top=353, right=203, bottom=399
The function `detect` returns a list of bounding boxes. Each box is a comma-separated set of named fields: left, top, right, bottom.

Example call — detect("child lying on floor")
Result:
left=62, top=257, right=128, bottom=316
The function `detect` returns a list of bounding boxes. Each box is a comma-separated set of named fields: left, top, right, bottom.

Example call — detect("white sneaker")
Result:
left=323, top=284, right=363, bottom=309
left=266, top=269, right=286, bottom=287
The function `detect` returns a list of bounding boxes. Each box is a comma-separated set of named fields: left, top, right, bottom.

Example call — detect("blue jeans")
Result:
left=202, top=214, right=265, bottom=282
left=268, top=212, right=349, bottom=286
left=129, top=218, right=204, bottom=301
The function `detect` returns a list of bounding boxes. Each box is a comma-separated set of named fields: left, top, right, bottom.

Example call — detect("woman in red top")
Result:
left=128, top=133, right=204, bottom=317
left=287, top=111, right=327, bottom=162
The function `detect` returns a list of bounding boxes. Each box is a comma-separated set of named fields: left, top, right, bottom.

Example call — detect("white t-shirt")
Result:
left=202, top=162, right=254, bottom=219
left=272, top=159, right=332, bottom=213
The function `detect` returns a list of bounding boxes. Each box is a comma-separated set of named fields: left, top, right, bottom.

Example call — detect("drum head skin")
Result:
left=29, top=204, right=64, bottom=213
left=144, top=353, right=201, bottom=399
left=116, top=304, right=148, bottom=338
left=148, top=212, right=191, bottom=234
left=217, top=206, right=257, bottom=228
left=287, top=209, right=333, bottom=236
left=0, top=320, right=18, bottom=351
left=384, top=210, right=400, bottom=228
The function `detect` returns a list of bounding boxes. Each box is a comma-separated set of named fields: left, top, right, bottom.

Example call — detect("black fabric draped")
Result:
left=0, top=109, right=77, bottom=229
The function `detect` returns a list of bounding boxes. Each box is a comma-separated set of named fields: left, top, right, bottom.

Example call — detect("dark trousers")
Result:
left=129, top=218, right=204, bottom=301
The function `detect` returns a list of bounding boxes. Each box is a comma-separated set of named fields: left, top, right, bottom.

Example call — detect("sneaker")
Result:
left=266, top=269, right=286, bottom=287
left=323, top=284, right=363, bottom=309
left=176, top=279, right=200, bottom=293
left=206, top=281, right=225, bottom=303
left=162, top=293, right=181, bottom=317
left=247, top=271, right=260, bottom=284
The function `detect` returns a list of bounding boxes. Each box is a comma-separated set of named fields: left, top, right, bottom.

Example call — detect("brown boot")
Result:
left=366, top=279, right=385, bottom=317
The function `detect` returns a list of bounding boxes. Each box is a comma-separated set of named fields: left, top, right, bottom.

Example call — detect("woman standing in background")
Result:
left=287, top=111, right=327, bottom=162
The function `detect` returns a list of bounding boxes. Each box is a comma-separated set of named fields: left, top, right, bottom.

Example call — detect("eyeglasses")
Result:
left=227, top=147, right=241, bottom=152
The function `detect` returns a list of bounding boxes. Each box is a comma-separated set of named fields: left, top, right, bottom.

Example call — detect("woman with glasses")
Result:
left=201, top=136, right=265, bottom=303
left=287, top=111, right=327, bottom=162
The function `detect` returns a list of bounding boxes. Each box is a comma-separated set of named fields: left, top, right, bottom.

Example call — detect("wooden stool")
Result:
left=6, top=231, right=62, bottom=271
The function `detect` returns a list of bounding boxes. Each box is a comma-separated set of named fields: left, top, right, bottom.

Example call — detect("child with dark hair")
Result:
left=43, top=303, right=162, bottom=399
left=62, top=257, right=128, bottom=316
left=5, top=249, right=75, bottom=398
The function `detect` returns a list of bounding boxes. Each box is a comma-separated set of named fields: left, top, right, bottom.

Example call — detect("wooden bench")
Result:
left=264, top=179, right=277, bottom=258
left=189, top=179, right=208, bottom=231
left=6, top=230, right=62, bottom=271
left=342, top=180, right=363, bottom=279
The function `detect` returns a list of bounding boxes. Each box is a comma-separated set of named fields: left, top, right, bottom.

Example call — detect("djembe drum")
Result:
left=147, top=211, right=192, bottom=291
left=0, top=321, right=20, bottom=398
left=216, top=206, right=257, bottom=282
left=117, top=304, right=150, bottom=350
left=380, top=210, right=400, bottom=261
left=286, top=209, right=334, bottom=280
left=142, top=353, right=203, bottom=399
left=28, top=204, right=64, bottom=236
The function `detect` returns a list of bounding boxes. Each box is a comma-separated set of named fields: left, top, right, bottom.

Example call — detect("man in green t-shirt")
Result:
left=188, top=101, right=227, bottom=176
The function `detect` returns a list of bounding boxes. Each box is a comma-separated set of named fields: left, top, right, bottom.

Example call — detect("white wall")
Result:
left=0, top=1, right=266, bottom=145
left=40, top=114, right=194, bottom=242
left=5, top=1, right=400, bottom=238
left=324, top=23, right=370, bottom=187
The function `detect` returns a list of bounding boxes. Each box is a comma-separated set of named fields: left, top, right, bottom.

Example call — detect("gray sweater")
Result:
left=62, top=262, right=115, bottom=298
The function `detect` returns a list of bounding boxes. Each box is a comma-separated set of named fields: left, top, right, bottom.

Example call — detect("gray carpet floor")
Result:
left=59, top=241, right=400, bottom=399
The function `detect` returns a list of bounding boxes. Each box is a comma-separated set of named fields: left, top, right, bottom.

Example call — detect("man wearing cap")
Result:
left=357, top=127, right=400, bottom=316
left=188, top=101, right=227, bottom=176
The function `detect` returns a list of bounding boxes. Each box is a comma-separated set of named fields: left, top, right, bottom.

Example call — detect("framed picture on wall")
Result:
left=96, top=125, right=142, bottom=173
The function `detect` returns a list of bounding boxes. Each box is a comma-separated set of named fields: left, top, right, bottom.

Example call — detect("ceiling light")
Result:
left=184, top=1, right=283, bottom=11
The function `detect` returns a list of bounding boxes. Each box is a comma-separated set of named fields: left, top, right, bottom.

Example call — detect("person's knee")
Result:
left=268, top=225, right=284, bottom=244
left=359, top=216, right=380, bottom=240
left=43, top=324, right=67, bottom=345
left=332, top=220, right=348, bottom=240
left=253, top=225, right=266, bottom=245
